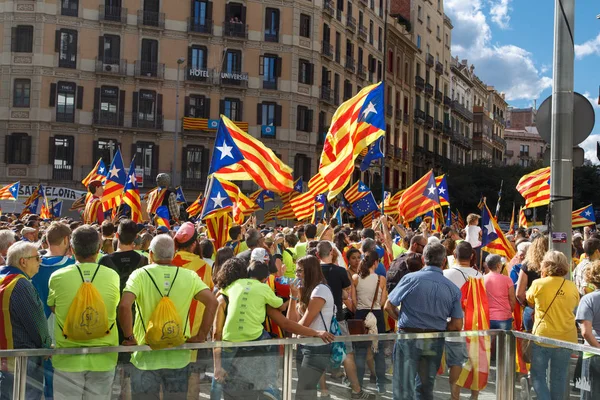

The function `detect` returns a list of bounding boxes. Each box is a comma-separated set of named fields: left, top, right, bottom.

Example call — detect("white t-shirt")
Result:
left=444, top=266, right=483, bottom=290
left=465, top=225, right=482, bottom=248
left=307, top=284, right=336, bottom=332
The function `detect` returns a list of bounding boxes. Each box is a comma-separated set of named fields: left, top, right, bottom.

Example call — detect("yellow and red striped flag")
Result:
left=572, top=204, right=596, bottom=228
left=263, top=207, right=279, bottom=224
left=384, top=190, right=404, bottom=215
left=186, top=194, right=204, bottom=218
left=481, top=203, right=516, bottom=260
left=519, top=207, right=528, bottom=228
left=508, top=203, right=516, bottom=235
left=318, top=82, right=386, bottom=200
left=205, top=210, right=232, bottom=250
left=398, top=170, right=440, bottom=222
left=101, top=149, right=127, bottom=211
left=290, top=174, right=329, bottom=221
left=362, top=211, right=380, bottom=228
left=122, top=161, right=143, bottom=223
left=218, top=179, right=256, bottom=225
left=277, top=202, right=297, bottom=220
left=457, top=211, right=466, bottom=230
left=435, top=175, right=450, bottom=207
left=516, top=167, right=550, bottom=208
left=344, top=180, right=369, bottom=204
left=82, top=158, right=108, bottom=187
left=0, top=182, right=20, bottom=201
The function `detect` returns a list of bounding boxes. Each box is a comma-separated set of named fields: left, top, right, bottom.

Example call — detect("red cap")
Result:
left=174, top=222, right=197, bottom=244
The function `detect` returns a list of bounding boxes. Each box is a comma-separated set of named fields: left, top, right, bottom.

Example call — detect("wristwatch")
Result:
left=125, top=334, right=135, bottom=341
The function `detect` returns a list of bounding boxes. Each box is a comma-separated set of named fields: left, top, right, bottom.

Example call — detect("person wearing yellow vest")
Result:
left=146, top=173, right=180, bottom=223
left=83, top=180, right=105, bottom=225
left=172, top=222, right=214, bottom=399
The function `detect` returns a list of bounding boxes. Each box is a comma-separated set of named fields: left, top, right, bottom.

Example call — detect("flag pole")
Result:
left=380, top=0, right=389, bottom=215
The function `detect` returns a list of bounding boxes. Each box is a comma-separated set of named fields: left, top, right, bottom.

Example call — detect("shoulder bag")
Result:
left=347, top=276, right=381, bottom=335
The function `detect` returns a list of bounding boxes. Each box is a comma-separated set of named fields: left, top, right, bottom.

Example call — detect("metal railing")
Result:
left=137, top=10, right=165, bottom=28
left=223, top=21, right=248, bottom=38
left=134, top=60, right=165, bottom=79
left=188, top=18, right=213, bottom=34
left=357, top=64, right=366, bottom=79
left=424, top=83, right=433, bottom=96
left=426, top=53, right=434, bottom=67
left=99, top=5, right=127, bottom=23
left=435, top=61, right=444, bottom=74
left=323, top=0, right=334, bottom=16
left=358, top=25, right=368, bottom=41
left=346, top=15, right=356, bottom=32
left=322, top=42, right=333, bottom=59
left=344, top=56, right=355, bottom=72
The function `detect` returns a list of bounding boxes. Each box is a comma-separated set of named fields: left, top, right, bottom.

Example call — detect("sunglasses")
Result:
left=23, top=255, right=41, bottom=262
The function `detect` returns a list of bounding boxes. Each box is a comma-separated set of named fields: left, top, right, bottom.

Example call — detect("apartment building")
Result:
left=489, top=86, right=508, bottom=165
left=504, top=107, right=546, bottom=167
left=1, top=0, right=385, bottom=196
left=449, top=56, right=474, bottom=165
left=472, top=75, right=493, bottom=162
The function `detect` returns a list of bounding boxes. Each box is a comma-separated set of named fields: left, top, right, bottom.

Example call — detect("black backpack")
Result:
left=386, top=253, right=410, bottom=293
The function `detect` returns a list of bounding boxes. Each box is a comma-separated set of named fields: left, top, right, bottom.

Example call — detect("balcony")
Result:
left=335, top=50, right=341, bottom=64
left=415, top=76, right=425, bottom=91
left=519, top=151, right=530, bottom=158
left=493, top=134, right=507, bottom=149
left=386, top=144, right=394, bottom=158
left=357, top=64, right=366, bottom=79
left=336, top=8, right=343, bottom=21
left=505, top=150, right=514, bottom=157
left=135, top=60, right=165, bottom=79
left=265, top=32, right=278, bottom=42
left=95, top=58, right=127, bottom=76
left=137, top=10, right=165, bottom=29
left=443, top=123, right=452, bottom=136
left=323, top=0, right=334, bottom=17
left=61, top=5, right=78, bottom=17
left=395, top=109, right=402, bottom=122
left=414, top=109, right=425, bottom=124
left=188, top=18, right=213, bottom=35
left=451, top=100, right=474, bottom=121
left=435, top=61, right=444, bottom=75
left=451, top=130, right=473, bottom=149
left=93, top=110, right=121, bottom=127
left=358, top=25, right=368, bottom=41
left=359, top=0, right=368, bottom=5
left=99, top=5, right=127, bottom=23
left=224, top=21, right=248, bottom=38
left=424, top=83, right=433, bottom=97
left=320, top=86, right=333, bottom=104
left=425, top=115, right=434, bottom=129
left=219, top=71, right=249, bottom=88
left=435, top=90, right=443, bottom=103
left=345, top=57, right=355, bottom=73
left=322, top=42, right=333, bottom=59
left=186, top=66, right=212, bottom=83
left=53, top=167, right=73, bottom=181
left=132, top=114, right=164, bottom=130
left=346, top=16, right=357, bottom=33
left=444, top=95, right=452, bottom=108
left=386, top=104, right=393, bottom=117
left=426, top=53, right=434, bottom=67
left=403, top=111, right=409, bottom=121
left=434, top=120, right=443, bottom=132
left=494, top=113, right=506, bottom=126
left=181, top=174, right=208, bottom=191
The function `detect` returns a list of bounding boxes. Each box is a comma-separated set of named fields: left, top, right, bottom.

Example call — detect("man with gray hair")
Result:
left=0, top=229, right=16, bottom=265
left=146, top=173, right=180, bottom=223
left=385, top=242, right=463, bottom=400
left=0, top=241, right=51, bottom=399
left=118, top=234, right=217, bottom=399
left=48, top=225, right=120, bottom=400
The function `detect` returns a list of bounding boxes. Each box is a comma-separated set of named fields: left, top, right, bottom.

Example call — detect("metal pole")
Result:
left=548, top=0, right=575, bottom=262
left=13, top=356, right=27, bottom=400
left=380, top=0, right=389, bottom=213
left=174, top=63, right=181, bottom=187
left=282, top=344, right=293, bottom=400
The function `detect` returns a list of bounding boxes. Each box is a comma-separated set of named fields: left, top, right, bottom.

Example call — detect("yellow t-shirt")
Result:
left=124, top=264, right=209, bottom=370
left=295, top=242, right=308, bottom=259
left=47, top=262, right=120, bottom=372
left=282, top=248, right=296, bottom=278
left=526, top=276, right=579, bottom=345
left=222, top=278, right=283, bottom=342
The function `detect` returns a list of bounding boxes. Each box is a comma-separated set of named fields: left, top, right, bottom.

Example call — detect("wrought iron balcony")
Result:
left=93, top=109, right=122, bottom=127
left=403, top=111, right=409, bottom=121
left=224, top=21, right=248, bottom=38
left=138, top=10, right=165, bottom=28
left=358, top=25, right=368, bottom=41
left=132, top=114, right=164, bottom=130
left=345, top=57, right=355, bottom=73
left=451, top=100, right=474, bottom=121
left=322, top=42, right=334, bottom=59
left=346, top=16, right=357, bottom=33
left=336, top=8, right=343, bottom=21
left=320, top=86, right=333, bottom=104
left=426, top=53, right=434, bottom=67
left=444, top=95, right=452, bottom=108
left=99, top=5, right=127, bottom=23
left=435, top=61, right=444, bottom=74
left=358, top=64, right=366, bottom=79
left=435, top=90, right=443, bottom=103
left=134, top=60, right=165, bottom=79
left=188, top=18, right=213, bottom=34
left=434, top=120, right=443, bottom=132
left=443, top=123, right=452, bottom=136
left=395, top=109, right=402, bottom=122
left=425, top=115, right=434, bottom=129
left=323, top=0, right=335, bottom=17
left=415, top=76, right=425, bottom=91
left=386, top=104, right=393, bottom=117
left=493, top=134, right=507, bottom=148
left=424, top=83, right=433, bottom=97
left=414, top=109, right=425, bottom=124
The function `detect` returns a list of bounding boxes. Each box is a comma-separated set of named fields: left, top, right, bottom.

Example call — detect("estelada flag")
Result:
left=82, top=158, right=107, bottom=187
left=0, top=182, right=20, bottom=201
left=290, top=174, right=328, bottom=221
left=398, top=170, right=440, bottom=222
left=344, top=180, right=369, bottom=204
left=516, top=167, right=550, bottom=208
left=186, top=194, right=204, bottom=218
left=0, top=271, right=26, bottom=357
left=572, top=204, right=596, bottom=228
left=481, top=203, right=516, bottom=260
left=205, top=209, right=232, bottom=250
left=435, top=175, right=450, bottom=207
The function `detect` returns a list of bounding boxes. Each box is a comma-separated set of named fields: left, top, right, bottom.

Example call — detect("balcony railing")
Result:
left=61, top=5, right=78, bottom=17
left=336, top=8, right=343, bottom=21
left=137, top=10, right=165, bottom=28
left=425, top=115, right=434, bottom=129
left=435, top=90, right=443, bottom=103
left=134, top=60, right=165, bottom=79
left=95, top=58, right=127, bottom=76
left=357, top=64, right=366, bottom=79
left=493, top=134, right=507, bottom=148
left=424, top=83, right=433, bottom=97
left=219, top=71, right=249, bottom=88
left=415, top=76, right=425, bottom=91
left=99, top=5, right=127, bottom=23
left=444, top=95, right=452, bottom=108
left=386, top=104, right=393, bottom=117
left=403, top=111, right=409, bottom=121
left=320, top=86, right=333, bottom=104
left=451, top=100, right=474, bottom=121
left=395, top=109, right=402, bottom=122
left=335, top=51, right=341, bottom=64
left=414, top=109, right=425, bottom=123
left=322, top=42, right=333, bottom=59
left=323, top=0, right=334, bottom=16
left=132, top=114, right=164, bottom=130
left=426, top=53, right=434, bottom=67
left=435, top=61, right=444, bottom=74
left=224, top=21, right=248, bottom=38
left=443, top=123, right=452, bottom=136
left=58, top=58, right=76, bottom=69
left=346, top=16, right=357, bottom=32
left=265, top=32, right=278, bottom=42
left=93, top=110, right=122, bottom=127
left=188, top=18, right=213, bottom=34
left=53, top=167, right=73, bottom=181
left=358, top=25, right=368, bottom=41
left=434, top=120, right=443, bottom=132
left=345, top=57, right=355, bottom=73
left=451, top=130, right=473, bottom=149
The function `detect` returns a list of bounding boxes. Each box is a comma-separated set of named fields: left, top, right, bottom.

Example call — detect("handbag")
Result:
left=521, top=279, right=566, bottom=363
left=320, top=306, right=347, bottom=369
left=347, top=276, right=381, bottom=335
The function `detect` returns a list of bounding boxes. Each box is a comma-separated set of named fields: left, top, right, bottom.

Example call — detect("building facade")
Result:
left=1, top=0, right=386, bottom=196
left=472, top=75, right=493, bottom=162
left=504, top=107, right=546, bottom=167
left=489, top=86, right=508, bottom=165
left=449, top=56, right=473, bottom=165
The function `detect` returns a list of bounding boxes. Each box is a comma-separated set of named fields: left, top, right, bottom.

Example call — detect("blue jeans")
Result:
left=529, top=343, right=571, bottom=400
left=392, top=338, right=444, bottom=400
left=523, top=306, right=534, bottom=331
left=354, top=309, right=386, bottom=391
left=0, top=356, right=43, bottom=400
left=130, top=366, right=191, bottom=400
left=490, top=319, right=513, bottom=330
left=295, top=344, right=331, bottom=400
left=580, top=356, right=600, bottom=400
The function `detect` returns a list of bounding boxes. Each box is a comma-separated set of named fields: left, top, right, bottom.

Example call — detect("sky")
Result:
left=443, top=0, right=600, bottom=163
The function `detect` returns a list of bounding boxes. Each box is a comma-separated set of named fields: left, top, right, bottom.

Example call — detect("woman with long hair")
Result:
left=211, top=246, right=234, bottom=287
left=351, top=250, right=388, bottom=394
left=287, top=255, right=336, bottom=400
left=516, top=235, right=549, bottom=331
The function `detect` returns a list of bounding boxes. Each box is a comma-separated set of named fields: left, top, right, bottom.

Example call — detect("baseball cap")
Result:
left=250, top=248, right=270, bottom=263
left=174, top=222, right=197, bottom=244
left=156, top=226, right=169, bottom=234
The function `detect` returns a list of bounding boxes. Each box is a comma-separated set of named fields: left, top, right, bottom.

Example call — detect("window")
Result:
left=416, top=35, right=421, bottom=49
left=134, top=142, right=158, bottom=185
left=378, top=27, right=382, bottom=51
left=294, top=154, right=312, bottom=182
left=12, top=26, right=33, bottom=53
left=56, top=82, right=76, bottom=122
left=298, top=59, right=314, bottom=85
left=438, top=0, right=441, bottom=10
left=140, top=39, right=159, bottom=76
left=13, top=79, right=30, bottom=108
left=335, top=32, right=341, bottom=63
left=343, top=79, right=352, bottom=101
left=378, top=0, right=383, bottom=17
left=61, top=0, right=78, bottom=16
left=189, top=46, right=207, bottom=70
left=222, top=98, right=242, bottom=121
left=333, top=73, right=340, bottom=104
left=424, top=133, right=429, bottom=150
left=93, top=138, right=119, bottom=167
left=95, top=85, right=120, bottom=125
left=300, top=14, right=311, bottom=38
left=99, top=34, right=120, bottom=64
left=417, top=6, right=422, bottom=21
left=437, top=26, right=440, bottom=39
left=414, top=128, right=420, bottom=146
left=224, top=49, right=242, bottom=73
left=257, top=102, right=278, bottom=126
left=185, top=94, right=209, bottom=118
left=387, top=50, right=394, bottom=73
left=265, top=8, right=279, bottom=42
left=191, top=0, right=212, bottom=32
left=370, top=0, right=374, bottom=9
left=426, top=15, right=430, bottom=29
left=56, top=29, right=77, bottom=68
left=369, top=20, right=373, bottom=44
left=404, top=61, right=409, bottom=81
left=297, top=106, right=313, bottom=132
left=5, top=133, right=31, bottom=164
left=137, top=90, right=157, bottom=125
left=260, top=54, right=280, bottom=89
left=359, top=11, right=363, bottom=28
left=183, top=145, right=209, bottom=188
left=520, top=144, right=529, bottom=155
left=51, top=135, right=74, bottom=180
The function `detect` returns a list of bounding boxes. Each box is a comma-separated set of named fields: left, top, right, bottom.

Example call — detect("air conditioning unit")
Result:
left=104, top=64, right=119, bottom=73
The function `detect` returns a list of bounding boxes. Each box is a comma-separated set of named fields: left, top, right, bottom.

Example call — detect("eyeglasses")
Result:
left=23, top=255, right=41, bottom=262
left=295, top=269, right=304, bottom=273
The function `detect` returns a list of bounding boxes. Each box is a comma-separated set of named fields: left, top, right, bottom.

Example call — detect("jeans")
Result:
left=130, top=366, right=191, bottom=400
left=580, top=356, right=600, bottom=400
left=392, top=338, right=444, bottom=400
left=0, top=356, right=44, bottom=400
left=43, top=358, right=54, bottom=400
left=295, top=344, right=331, bottom=400
left=523, top=306, right=534, bottom=331
left=490, top=319, right=513, bottom=330
left=53, top=369, right=115, bottom=400
left=354, top=309, right=386, bottom=391
left=529, top=343, right=572, bottom=400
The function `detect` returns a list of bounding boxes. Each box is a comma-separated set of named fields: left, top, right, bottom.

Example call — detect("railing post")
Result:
left=12, top=356, right=27, bottom=400
left=282, top=344, right=293, bottom=400
left=496, top=332, right=516, bottom=400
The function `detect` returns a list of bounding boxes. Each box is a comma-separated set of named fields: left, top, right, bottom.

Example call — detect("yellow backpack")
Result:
left=137, top=267, right=188, bottom=350
left=62, top=264, right=113, bottom=340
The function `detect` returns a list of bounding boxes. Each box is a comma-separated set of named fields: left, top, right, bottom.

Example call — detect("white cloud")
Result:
left=445, top=1, right=552, bottom=102
left=575, top=33, right=600, bottom=59
left=489, top=0, right=512, bottom=29
left=580, top=134, right=600, bottom=164
left=582, top=92, right=600, bottom=109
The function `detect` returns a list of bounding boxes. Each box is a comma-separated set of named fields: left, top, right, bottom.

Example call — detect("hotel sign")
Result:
left=188, top=68, right=210, bottom=78
left=220, top=71, right=248, bottom=81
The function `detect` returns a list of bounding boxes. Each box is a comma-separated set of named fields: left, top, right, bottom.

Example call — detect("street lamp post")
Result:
left=174, top=57, right=185, bottom=187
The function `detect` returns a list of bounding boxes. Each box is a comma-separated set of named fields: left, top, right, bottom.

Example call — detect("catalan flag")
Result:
left=435, top=175, right=450, bottom=207
left=175, top=187, right=187, bottom=204
left=101, top=149, right=127, bottom=211
left=398, top=170, right=440, bottom=222
left=344, top=180, right=370, bottom=204
left=51, top=201, right=63, bottom=219
left=205, top=210, right=232, bottom=250
left=277, top=202, right=297, bottom=220
left=210, top=115, right=294, bottom=193
left=481, top=203, right=515, bottom=260
left=263, top=207, right=279, bottom=224
left=384, top=190, right=404, bottom=215
left=0, top=182, right=20, bottom=201
left=362, top=211, right=380, bottom=229
left=23, top=184, right=44, bottom=206
left=186, top=194, right=204, bottom=218
left=219, top=179, right=256, bottom=225
left=290, top=174, right=328, bottom=221
left=516, top=167, right=551, bottom=208
left=359, top=136, right=384, bottom=172
left=508, top=203, right=516, bottom=235
left=572, top=204, right=596, bottom=228
left=155, top=206, right=171, bottom=229
left=70, top=195, right=87, bottom=211
left=20, top=197, right=39, bottom=218
left=201, top=177, right=234, bottom=220
left=458, top=211, right=466, bottom=230
left=318, top=82, right=386, bottom=200
left=82, top=158, right=108, bottom=187
left=122, top=161, right=143, bottom=223
left=281, top=178, right=303, bottom=204
left=519, top=207, right=528, bottom=228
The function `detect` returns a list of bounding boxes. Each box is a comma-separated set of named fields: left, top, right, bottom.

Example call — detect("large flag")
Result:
left=210, top=115, right=294, bottom=193
left=263, top=207, right=279, bottom=224
left=384, top=190, right=404, bottom=215
left=435, top=175, right=450, bottom=207
left=24, top=184, right=44, bottom=206
left=205, top=210, right=232, bottom=250
left=360, top=136, right=384, bottom=172
left=51, top=201, right=63, bottom=219
left=101, top=149, right=127, bottom=210
left=519, top=207, right=528, bottom=228
left=201, top=177, right=234, bottom=220
left=219, top=179, right=256, bottom=224
left=122, top=161, right=143, bottom=223
left=398, top=170, right=440, bottom=222
left=345, top=180, right=370, bottom=204
left=481, top=203, right=516, bottom=260
left=277, top=202, right=296, bottom=220
left=70, top=195, right=87, bottom=212
left=362, top=210, right=380, bottom=228
left=572, top=204, right=596, bottom=228
left=155, top=206, right=171, bottom=229
left=186, top=194, right=204, bottom=217
left=318, top=82, right=385, bottom=200
left=0, top=182, right=20, bottom=201
left=516, top=167, right=550, bottom=208
left=352, top=192, right=379, bottom=218
left=82, top=158, right=108, bottom=187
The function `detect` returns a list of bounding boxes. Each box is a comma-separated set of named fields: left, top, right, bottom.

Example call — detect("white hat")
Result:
left=251, top=248, right=269, bottom=263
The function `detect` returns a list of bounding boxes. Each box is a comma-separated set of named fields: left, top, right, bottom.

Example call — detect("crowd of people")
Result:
left=1, top=210, right=600, bottom=400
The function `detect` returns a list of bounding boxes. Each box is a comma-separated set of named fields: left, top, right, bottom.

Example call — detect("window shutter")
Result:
left=5, top=135, right=12, bottom=164
left=309, top=63, right=314, bottom=84
left=276, top=57, right=282, bottom=77
left=219, top=100, right=225, bottom=116
left=93, top=140, right=99, bottom=162
left=48, top=137, right=55, bottom=165
left=239, top=101, right=243, bottom=121
left=93, top=88, right=100, bottom=123
left=152, top=144, right=160, bottom=174
left=55, top=30, right=61, bottom=52
left=119, top=90, right=125, bottom=126
left=206, top=1, right=213, bottom=20
left=184, top=96, right=190, bottom=117
left=241, top=6, right=247, bottom=23
left=256, top=103, right=262, bottom=124
left=204, top=98, right=211, bottom=119
left=76, top=86, right=84, bottom=109
left=296, top=107, right=301, bottom=130
left=11, top=27, right=17, bottom=52
left=156, top=94, right=163, bottom=116
left=307, top=109, right=313, bottom=132
left=98, top=36, right=104, bottom=61
left=24, top=135, right=32, bottom=164
left=49, top=83, right=57, bottom=107
left=132, top=91, right=139, bottom=126
left=259, top=56, right=264, bottom=76
left=275, top=104, right=282, bottom=127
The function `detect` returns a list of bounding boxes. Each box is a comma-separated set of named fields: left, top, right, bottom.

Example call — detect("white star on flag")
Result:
left=439, top=187, right=446, bottom=195
left=427, top=185, right=437, bottom=195
left=99, top=167, right=105, bottom=173
left=360, top=184, right=367, bottom=191
left=485, top=219, right=496, bottom=236
left=212, top=192, right=226, bottom=208
left=362, top=102, right=377, bottom=118
left=10, top=187, right=16, bottom=193
left=585, top=210, right=591, bottom=217
left=109, top=166, right=120, bottom=178
left=317, top=194, right=323, bottom=201
left=128, top=174, right=136, bottom=185
left=216, top=142, right=234, bottom=160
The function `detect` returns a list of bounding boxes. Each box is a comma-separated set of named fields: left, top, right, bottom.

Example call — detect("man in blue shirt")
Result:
left=385, top=242, right=463, bottom=400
